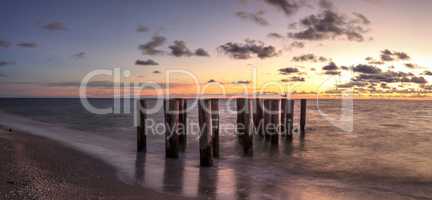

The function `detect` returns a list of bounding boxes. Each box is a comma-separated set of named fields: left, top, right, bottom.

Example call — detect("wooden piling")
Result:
left=198, top=99, right=213, bottom=167
left=137, top=99, right=146, bottom=152
left=281, top=99, right=294, bottom=140
left=236, top=98, right=246, bottom=139
left=254, top=98, right=264, bottom=137
left=263, top=99, right=271, bottom=139
left=236, top=98, right=253, bottom=156
left=287, top=100, right=295, bottom=140
left=270, top=99, right=280, bottom=145
left=164, top=99, right=180, bottom=158
left=178, top=99, right=187, bottom=152
left=300, top=99, right=307, bottom=138
left=210, top=99, right=220, bottom=158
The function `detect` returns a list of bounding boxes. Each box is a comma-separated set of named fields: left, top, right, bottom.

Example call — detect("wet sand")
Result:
left=0, top=127, right=194, bottom=200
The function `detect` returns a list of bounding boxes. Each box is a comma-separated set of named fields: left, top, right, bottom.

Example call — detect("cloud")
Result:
left=136, top=25, right=149, bottom=32
left=322, top=62, right=338, bottom=70
left=267, top=32, right=284, bottom=39
left=264, top=0, right=302, bottom=16
left=404, top=63, right=418, bottom=69
left=290, top=41, right=305, bottom=48
left=279, top=67, right=299, bottom=75
left=0, top=40, right=11, bottom=48
left=380, top=49, right=410, bottom=62
left=292, top=53, right=328, bottom=62
left=135, top=59, right=159, bottom=66
left=422, top=71, right=432, bottom=76
left=318, top=0, right=334, bottom=10
left=17, top=42, right=38, bottom=48
left=138, top=36, right=166, bottom=55
left=208, top=79, right=217, bottom=83
left=218, top=39, right=280, bottom=59
left=42, top=21, right=67, bottom=31
left=288, top=10, right=370, bottom=42
left=168, top=40, right=210, bottom=57
left=0, top=61, right=15, bottom=67
left=352, top=12, right=371, bottom=25
left=73, top=52, right=86, bottom=59
left=195, top=48, right=210, bottom=57
left=341, top=66, right=349, bottom=70
left=282, top=76, right=305, bottom=82
left=153, top=70, right=161, bottom=74
left=352, top=71, right=426, bottom=84
left=233, top=80, right=251, bottom=84
left=324, top=70, right=341, bottom=75
left=235, top=10, right=269, bottom=26
left=352, top=64, right=382, bottom=74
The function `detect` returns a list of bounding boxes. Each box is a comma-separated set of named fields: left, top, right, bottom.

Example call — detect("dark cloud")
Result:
left=169, top=40, right=192, bottom=57
left=290, top=41, right=305, bottom=48
left=352, top=71, right=426, bottom=84
left=73, top=52, right=86, bottom=59
left=341, top=66, right=349, bottom=70
left=17, top=42, right=38, bottom=48
left=168, top=41, right=210, bottom=57
left=352, top=12, right=371, bottom=25
left=236, top=10, right=269, bottom=26
left=322, top=62, right=338, bottom=70
left=352, top=64, right=382, bottom=74
left=279, top=67, right=299, bottom=75
left=324, top=70, right=341, bottom=75
left=336, top=81, right=368, bottom=88
left=195, top=48, right=210, bottom=57
left=0, top=40, right=11, bottom=48
left=404, top=63, right=417, bottom=69
left=136, top=25, right=149, bottom=32
left=318, top=0, right=334, bottom=10
left=267, top=32, right=284, bottom=39
left=138, top=36, right=166, bottom=55
left=408, top=76, right=427, bottom=84
left=380, top=49, right=410, bottom=62
left=422, top=71, right=432, bottom=76
left=293, top=53, right=328, bottom=62
left=264, top=0, right=302, bottom=16
left=153, top=70, right=161, bottom=74
left=208, top=79, right=217, bottom=83
left=233, top=80, right=251, bottom=84
left=218, top=39, right=280, bottom=59
left=42, top=21, right=67, bottom=31
left=288, top=10, right=370, bottom=42
left=135, top=59, right=159, bottom=66
left=282, top=76, right=305, bottom=82
left=0, top=61, right=15, bottom=67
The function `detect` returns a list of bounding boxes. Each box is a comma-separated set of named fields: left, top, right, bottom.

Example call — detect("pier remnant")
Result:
left=211, top=99, right=220, bottom=158
left=236, top=98, right=253, bottom=156
left=178, top=99, right=187, bottom=152
left=164, top=99, right=180, bottom=158
left=300, top=99, right=307, bottom=138
left=281, top=99, right=294, bottom=140
left=137, top=99, right=146, bottom=152
left=270, top=99, right=280, bottom=145
left=198, top=99, right=213, bottom=167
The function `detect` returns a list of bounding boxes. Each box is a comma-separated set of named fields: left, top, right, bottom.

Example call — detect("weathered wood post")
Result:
left=270, top=99, right=280, bottom=145
left=236, top=98, right=253, bottom=156
left=198, top=99, right=213, bottom=167
left=281, top=99, right=294, bottom=140
left=164, top=99, right=180, bottom=158
left=254, top=98, right=264, bottom=137
left=178, top=99, right=187, bottom=152
left=137, top=99, right=146, bottom=152
left=263, top=99, right=271, bottom=139
left=300, top=99, right=307, bottom=138
left=210, top=99, right=220, bottom=158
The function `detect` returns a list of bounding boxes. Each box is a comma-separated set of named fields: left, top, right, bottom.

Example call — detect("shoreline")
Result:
left=0, top=126, right=194, bottom=200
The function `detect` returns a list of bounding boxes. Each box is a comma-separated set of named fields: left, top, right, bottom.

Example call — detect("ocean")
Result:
left=0, top=98, right=431, bottom=200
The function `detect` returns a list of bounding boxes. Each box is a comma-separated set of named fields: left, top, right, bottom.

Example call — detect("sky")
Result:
left=1, top=0, right=432, bottom=98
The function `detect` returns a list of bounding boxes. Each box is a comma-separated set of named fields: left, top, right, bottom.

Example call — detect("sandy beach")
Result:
left=0, top=126, right=194, bottom=200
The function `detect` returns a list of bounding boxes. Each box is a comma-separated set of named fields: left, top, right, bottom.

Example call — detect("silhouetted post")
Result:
left=178, top=99, right=187, bottom=152
left=236, top=98, right=246, bottom=139
left=270, top=99, right=280, bottom=145
left=281, top=99, right=294, bottom=141
left=287, top=100, right=295, bottom=140
left=263, top=99, right=271, bottom=139
left=137, top=99, right=146, bottom=152
left=198, top=99, right=213, bottom=167
left=300, top=99, right=307, bottom=138
left=211, top=99, right=220, bottom=158
left=255, top=98, right=264, bottom=137
left=164, top=99, right=180, bottom=158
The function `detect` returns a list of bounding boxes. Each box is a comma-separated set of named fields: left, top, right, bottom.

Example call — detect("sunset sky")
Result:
left=1, top=0, right=431, bottom=97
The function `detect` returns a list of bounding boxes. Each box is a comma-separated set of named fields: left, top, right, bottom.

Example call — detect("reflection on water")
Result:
left=1, top=99, right=432, bottom=199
